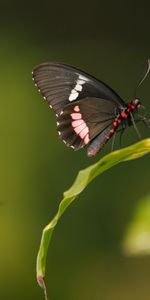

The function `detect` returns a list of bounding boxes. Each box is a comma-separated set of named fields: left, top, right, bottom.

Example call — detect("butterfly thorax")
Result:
left=118, top=98, right=141, bottom=126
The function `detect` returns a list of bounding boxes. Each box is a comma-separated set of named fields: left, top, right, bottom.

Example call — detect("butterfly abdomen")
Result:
left=87, top=125, right=116, bottom=157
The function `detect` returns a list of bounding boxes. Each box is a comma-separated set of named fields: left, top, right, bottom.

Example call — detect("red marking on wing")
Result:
left=71, top=110, right=90, bottom=145
left=79, top=127, right=89, bottom=139
left=71, top=113, right=82, bottom=120
left=72, top=120, right=84, bottom=127
left=74, top=105, right=80, bottom=112
left=74, top=123, right=86, bottom=134
left=84, top=135, right=90, bottom=144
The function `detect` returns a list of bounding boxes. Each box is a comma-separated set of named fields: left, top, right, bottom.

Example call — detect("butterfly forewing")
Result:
left=32, top=62, right=126, bottom=114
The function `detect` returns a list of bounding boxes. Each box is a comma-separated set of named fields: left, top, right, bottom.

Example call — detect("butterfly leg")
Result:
left=130, top=112, right=141, bottom=139
left=142, top=117, right=150, bottom=129
left=111, top=131, right=117, bottom=151
left=119, top=126, right=125, bottom=149
left=134, top=115, right=150, bottom=129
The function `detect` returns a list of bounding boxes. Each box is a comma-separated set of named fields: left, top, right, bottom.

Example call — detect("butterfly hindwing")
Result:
left=57, top=97, right=118, bottom=150
left=32, top=62, right=125, bottom=114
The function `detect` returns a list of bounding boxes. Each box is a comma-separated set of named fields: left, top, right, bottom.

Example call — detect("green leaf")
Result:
left=122, top=194, right=150, bottom=256
left=36, top=138, right=150, bottom=297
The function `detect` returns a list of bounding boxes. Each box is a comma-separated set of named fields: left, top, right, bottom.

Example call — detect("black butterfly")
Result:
left=32, top=62, right=150, bottom=157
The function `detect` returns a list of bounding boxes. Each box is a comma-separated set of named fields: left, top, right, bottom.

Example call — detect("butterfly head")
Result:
left=127, top=99, right=141, bottom=113
left=134, top=98, right=141, bottom=110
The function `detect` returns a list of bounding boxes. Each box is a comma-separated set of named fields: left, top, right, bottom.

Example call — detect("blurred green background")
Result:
left=0, top=1, right=150, bottom=299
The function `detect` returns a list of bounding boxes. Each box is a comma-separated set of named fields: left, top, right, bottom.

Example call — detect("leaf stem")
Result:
left=36, top=138, right=150, bottom=300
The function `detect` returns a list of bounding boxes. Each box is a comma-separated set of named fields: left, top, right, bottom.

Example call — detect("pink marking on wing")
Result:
left=72, top=120, right=84, bottom=127
left=79, top=126, right=89, bottom=139
left=84, top=134, right=90, bottom=145
left=74, top=123, right=86, bottom=134
left=74, top=105, right=80, bottom=112
left=71, top=113, right=82, bottom=120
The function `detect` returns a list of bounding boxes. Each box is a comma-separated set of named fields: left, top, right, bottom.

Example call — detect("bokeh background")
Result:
left=1, top=1, right=150, bottom=299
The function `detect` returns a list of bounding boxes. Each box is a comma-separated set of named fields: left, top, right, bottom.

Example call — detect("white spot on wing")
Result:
left=69, top=92, right=79, bottom=101
left=77, top=79, right=85, bottom=85
left=74, top=84, right=82, bottom=91
left=78, top=74, right=89, bottom=81
left=69, top=73, right=89, bottom=102
left=71, top=89, right=77, bottom=94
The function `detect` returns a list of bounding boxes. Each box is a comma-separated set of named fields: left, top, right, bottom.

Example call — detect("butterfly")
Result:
left=32, top=62, right=150, bottom=157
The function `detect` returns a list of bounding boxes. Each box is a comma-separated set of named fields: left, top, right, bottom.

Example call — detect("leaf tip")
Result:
left=37, top=275, right=49, bottom=300
left=37, top=275, right=45, bottom=288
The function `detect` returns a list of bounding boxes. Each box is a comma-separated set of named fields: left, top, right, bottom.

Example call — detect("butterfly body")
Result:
left=32, top=62, right=142, bottom=157
left=87, top=100, right=140, bottom=156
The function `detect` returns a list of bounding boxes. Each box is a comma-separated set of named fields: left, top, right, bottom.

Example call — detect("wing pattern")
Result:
left=32, top=62, right=126, bottom=154
left=32, top=62, right=125, bottom=114
left=56, top=98, right=117, bottom=150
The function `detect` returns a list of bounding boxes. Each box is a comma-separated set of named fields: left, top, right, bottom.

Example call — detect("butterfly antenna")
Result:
left=130, top=112, right=141, bottom=139
left=134, top=59, right=150, bottom=98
